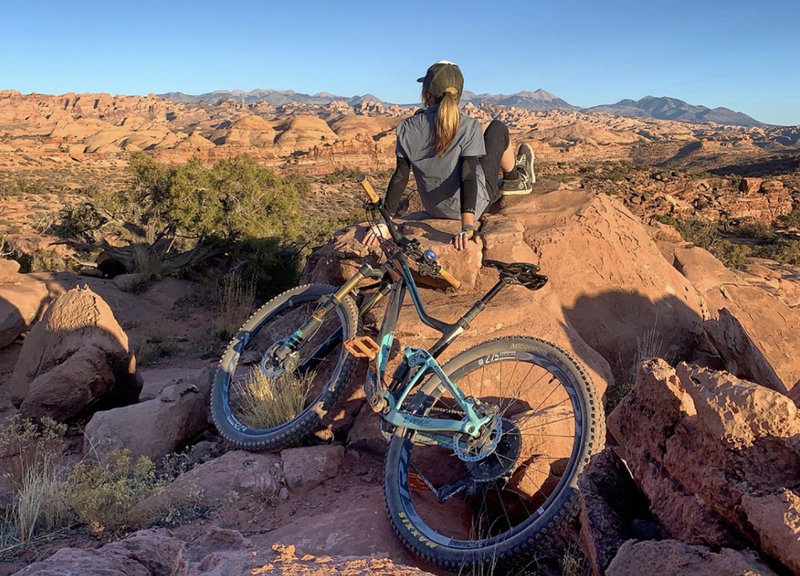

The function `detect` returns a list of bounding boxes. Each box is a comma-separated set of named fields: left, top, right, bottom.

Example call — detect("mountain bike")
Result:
left=210, top=176, right=605, bottom=572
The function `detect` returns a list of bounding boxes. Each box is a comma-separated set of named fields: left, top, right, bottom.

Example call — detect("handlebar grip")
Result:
left=437, top=266, right=462, bottom=290
left=357, top=175, right=380, bottom=203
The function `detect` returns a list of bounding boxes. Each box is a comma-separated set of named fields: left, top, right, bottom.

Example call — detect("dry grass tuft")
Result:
left=0, top=417, right=70, bottom=542
left=235, top=368, right=312, bottom=430
left=213, top=271, right=255, bottom=341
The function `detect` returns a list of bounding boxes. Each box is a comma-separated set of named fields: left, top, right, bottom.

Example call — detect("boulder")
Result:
left=608, top=359, right=800, bottom=572
left=0, top=266, right=48, bottom=348
left=12, top=528, right=188, bottom=576
left=740, top=490, right=800, bottom=575
left=607, top=359, right=743, bottom=547
left=280, top=444, right=344, bottom=492
left=9, top=286, right=142, bottom=420
left=0, top=258, right=20, bottom=283
left=510, top=189, right=708, bottom=383
left=133, top=450, right=283, bottom=517
left=675, top=245, right=800, bottom=394
left=606, top=539, right=779, bottom=576
left=83, top=367, right=212, bottom=464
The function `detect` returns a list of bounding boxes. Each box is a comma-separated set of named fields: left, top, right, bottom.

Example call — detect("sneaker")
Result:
left=502, top=143, right=535, bottom=195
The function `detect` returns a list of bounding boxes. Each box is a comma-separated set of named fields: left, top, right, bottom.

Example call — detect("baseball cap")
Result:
left=417, top=60, right=463, bottom=100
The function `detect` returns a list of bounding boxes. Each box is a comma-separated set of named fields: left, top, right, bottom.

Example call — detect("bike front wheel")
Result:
left=211, top=284, right=359, bottom=451
left=383, top=336, right=605, bottom=572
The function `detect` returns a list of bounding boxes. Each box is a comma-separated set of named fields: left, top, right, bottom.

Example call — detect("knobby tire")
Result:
left=211, top=284, right=358, bottom=451
left=383, top=336, right=605, bottom=572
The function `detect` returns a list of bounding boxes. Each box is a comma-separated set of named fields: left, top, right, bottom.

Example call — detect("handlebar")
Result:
left=357, top=175, right=461, bottom=290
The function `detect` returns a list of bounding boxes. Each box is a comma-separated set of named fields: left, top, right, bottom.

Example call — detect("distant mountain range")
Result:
left=585, top=96, right=763, bottom=127
left=158, top=89, right=383, bottom=108
left=157, top=89, right=765, bottom=127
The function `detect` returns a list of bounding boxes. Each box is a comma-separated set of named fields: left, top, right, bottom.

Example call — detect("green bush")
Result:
left=753, top=239, right=800, bottom=266
left=54, top=203, right=107, bottom=243
left=778, top=210, right=800, bottom=229
left=674, top=218, right=720, bottom=250
left=114, top=153, right=306, bottom=244
left=710, top=240, right=752, bottom=268
left=62, top=449, right=166, bottom=534
left=55, top=153, right=330, bottom=295
left=734, top=221, right=773, bottom=239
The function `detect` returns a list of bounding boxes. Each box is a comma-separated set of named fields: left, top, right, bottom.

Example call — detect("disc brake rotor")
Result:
left=453, top=413, right=503, bottom=463
left=464, top=419, right=523, bottom=482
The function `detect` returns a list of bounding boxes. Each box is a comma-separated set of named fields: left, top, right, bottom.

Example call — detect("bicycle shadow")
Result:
left=561, top=289, right=719, bottom=404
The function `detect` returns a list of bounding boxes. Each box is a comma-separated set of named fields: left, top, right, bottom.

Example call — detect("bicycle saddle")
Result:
left=483, top=259, right=548, bottom=291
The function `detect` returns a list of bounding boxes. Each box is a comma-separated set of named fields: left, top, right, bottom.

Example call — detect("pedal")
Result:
left=343, top=336, right=380, bottom=359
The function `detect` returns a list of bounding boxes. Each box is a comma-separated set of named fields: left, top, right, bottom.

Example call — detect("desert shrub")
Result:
left=26, top=248, right=67, bottom=272
left=61, top=449, right=167, bottom=534
left=711, top=240, right=752, bottom=268
left=226, top=236, right=304, bottom=299
left=54, top=202, right=107, bottom=243
left=118, top=153, right=306, bottom=244
left=669, top=218, right=753, bottom=268
left=323, top=166, right=362, bottom=185
left=56, top=153, right=326, bottom=293
left=778, top=210, right=800, bottom=229
left=0, top=240, right=65, bottom=273
left=674, top=218, right=719, bottom=249
left=0, top=417, right=70, bottom=541
left=753, top=238, right=800, bottom=266
left=734, top=220, right=773, bottom=239
left=651, top=214, right=678, bottom=227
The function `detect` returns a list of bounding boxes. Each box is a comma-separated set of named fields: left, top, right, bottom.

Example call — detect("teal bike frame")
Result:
left=265, top=198, right=542, bottom=448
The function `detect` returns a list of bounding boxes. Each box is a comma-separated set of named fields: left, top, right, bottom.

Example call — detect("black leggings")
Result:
left=481, top=120, right=510, bottom=204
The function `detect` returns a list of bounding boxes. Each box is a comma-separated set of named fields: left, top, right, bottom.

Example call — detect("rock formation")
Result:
left=604, top=359, right=800, bottom=574
left=8, top=285, right=142, bottom=421
left=0, top=88, right=799, bottom=573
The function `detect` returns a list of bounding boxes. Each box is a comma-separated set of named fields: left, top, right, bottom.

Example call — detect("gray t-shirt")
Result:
left=395, top=108, right=489, bottom=219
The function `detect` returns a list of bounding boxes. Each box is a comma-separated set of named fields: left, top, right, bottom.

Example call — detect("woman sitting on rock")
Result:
left=366, top=60, right=534, bottom=251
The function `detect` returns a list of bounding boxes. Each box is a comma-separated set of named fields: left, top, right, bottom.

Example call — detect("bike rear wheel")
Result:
left=383, top=336, right=604, bottom=572
left=211, top=284, right=358, bottom=451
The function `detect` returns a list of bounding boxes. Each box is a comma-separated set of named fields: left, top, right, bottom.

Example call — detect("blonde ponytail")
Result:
left=431, top=87, right=460, bottom=156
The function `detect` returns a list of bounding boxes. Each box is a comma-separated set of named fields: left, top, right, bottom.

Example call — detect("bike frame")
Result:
left=274, top=223, right=513, bottom=445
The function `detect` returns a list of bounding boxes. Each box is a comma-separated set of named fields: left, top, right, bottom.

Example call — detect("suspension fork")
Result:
left=265, top=263, right=379, bottom=371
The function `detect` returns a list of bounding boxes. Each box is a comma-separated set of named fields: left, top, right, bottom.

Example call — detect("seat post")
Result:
left=461, top=277, right=512, bottom=325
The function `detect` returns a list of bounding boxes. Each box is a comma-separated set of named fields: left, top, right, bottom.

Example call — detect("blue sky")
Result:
left=2, top=1, right=799, bottom=126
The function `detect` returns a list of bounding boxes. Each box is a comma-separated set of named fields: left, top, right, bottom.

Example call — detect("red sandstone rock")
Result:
left=0, top=269, right=48, bottom=348
left=606, top=539, right=779, bottom=576
left=608, top=359, right=800, bottom=572
left=83, top=367, right=213, bottom=465
left=9, top=285, right=142, bottom=420
left=675, top=246, right=800, bottom=394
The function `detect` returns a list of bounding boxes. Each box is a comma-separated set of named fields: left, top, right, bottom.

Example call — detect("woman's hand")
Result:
left=451, top=225, right=477, bottom=251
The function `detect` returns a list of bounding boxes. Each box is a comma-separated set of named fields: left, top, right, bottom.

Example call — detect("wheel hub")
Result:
left=261, top=340, right=296, bottom=376
left=464, top=418, right=522, bottom=482
left=453, top=413, right=502, bottom=463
